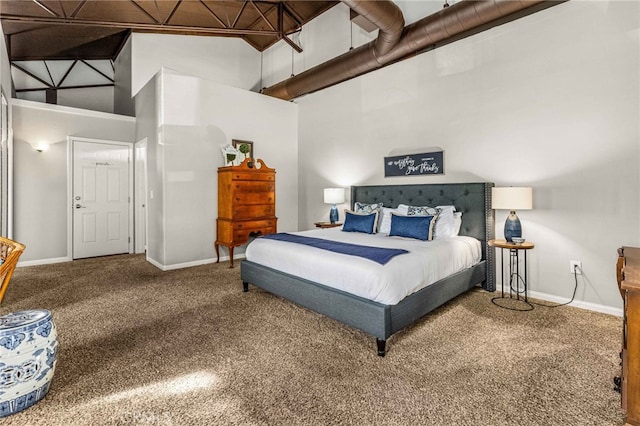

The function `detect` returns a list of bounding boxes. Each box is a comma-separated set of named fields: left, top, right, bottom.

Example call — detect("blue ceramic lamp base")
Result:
left=504, top=210, right=522, bottom=242
left=329, top=205, right=339, bottom=224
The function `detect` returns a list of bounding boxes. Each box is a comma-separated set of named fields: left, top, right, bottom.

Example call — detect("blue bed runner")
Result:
left=261, top=233, right=408, bottom=265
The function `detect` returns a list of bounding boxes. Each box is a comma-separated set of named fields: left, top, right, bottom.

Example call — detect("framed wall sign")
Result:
left=384, top=151, right=444, bottom=177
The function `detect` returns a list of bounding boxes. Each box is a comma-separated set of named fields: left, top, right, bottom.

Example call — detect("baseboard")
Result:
left=528, top=290, right=623, bottom=317
left=146, top=254, right=246, bottom=271
left=18, top=257, right=71, bottom=267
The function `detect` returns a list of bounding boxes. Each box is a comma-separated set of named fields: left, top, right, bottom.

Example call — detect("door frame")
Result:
left=67, top=136, right=134, bottom=260
left=134, top=138, right=147, bottom=254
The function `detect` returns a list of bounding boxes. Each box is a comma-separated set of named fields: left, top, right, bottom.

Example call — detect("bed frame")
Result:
left=240, top=182, right=495, bottom=356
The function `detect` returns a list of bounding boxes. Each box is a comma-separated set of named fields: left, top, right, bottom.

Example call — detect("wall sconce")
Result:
left=323, top=188, right=345, bottom=224
left=31, top=142, right=49, bottom=153
left=491, top=187, right=533, bottom=242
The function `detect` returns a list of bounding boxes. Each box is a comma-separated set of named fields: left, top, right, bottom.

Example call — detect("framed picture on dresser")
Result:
left=232, top=140, right=254, bottom=163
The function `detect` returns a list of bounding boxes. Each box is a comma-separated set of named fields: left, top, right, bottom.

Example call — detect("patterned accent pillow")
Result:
left=407, top=205, right=438, bottom=216
left=354, top=202, right=383, bottom=214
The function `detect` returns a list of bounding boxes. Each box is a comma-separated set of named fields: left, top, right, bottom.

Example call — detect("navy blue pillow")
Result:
left=342, top=211, right=377, bottom=234
left=389, top=214, right=436, bottom=241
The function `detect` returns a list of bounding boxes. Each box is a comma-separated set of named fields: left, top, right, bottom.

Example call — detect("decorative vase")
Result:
left=504, top=210, right=522, bottom=242
left=0, top=310, right=58, bottom=417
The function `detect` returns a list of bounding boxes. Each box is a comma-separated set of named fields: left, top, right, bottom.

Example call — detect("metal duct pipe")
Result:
left=344, top=0, right=405, bottom=57
left=263, top=0, right=548, bottom=101
left=263, top=0, right=404, bottom=100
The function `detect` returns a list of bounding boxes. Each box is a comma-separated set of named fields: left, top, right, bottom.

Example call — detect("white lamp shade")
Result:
left=491, top=187, right=532, bottom=210
left=323, top=188, right=345, bottom=204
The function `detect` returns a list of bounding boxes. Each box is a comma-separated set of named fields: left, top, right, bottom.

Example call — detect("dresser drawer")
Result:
left=232, top=220, right=277, bottom=243
left=232, top=172, right=275, bottom=182
left=233, top=181, right=275, bottom=193
left=232, top=192, right=275, bottom=205
left=233, top=226, right=275, bottom=243
left=233, top=204, right=275, bottom=219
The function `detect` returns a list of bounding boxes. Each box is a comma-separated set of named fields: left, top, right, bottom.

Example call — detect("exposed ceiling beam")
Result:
left=0, top=14, right=279, bottom=37
left=16, top=83, right=114, bottom=93
left=11, top=62, right=52, bottom=88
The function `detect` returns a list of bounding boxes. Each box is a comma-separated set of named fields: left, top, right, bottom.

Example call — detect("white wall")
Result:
left=293, top=1, right=639, bottom=312
left=134, top=73, right=160, bottom=263
left=56, top=86, right=115, bottom=114
left=114, top=36, right=134, bottom=116
left=12, top=100, right=136, bottom=262
left=130, top=33, right=261, bottom=97
left=138, top=69, right=298, bottom=270
left=261, top=3, right=376, bottom=89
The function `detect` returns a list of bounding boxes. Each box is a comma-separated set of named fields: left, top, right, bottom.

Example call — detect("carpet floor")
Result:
left=0, top=254, right=626, bottom=425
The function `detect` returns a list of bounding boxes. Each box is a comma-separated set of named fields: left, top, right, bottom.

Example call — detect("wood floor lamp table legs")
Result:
left=489, top=239, right=535, bottom=311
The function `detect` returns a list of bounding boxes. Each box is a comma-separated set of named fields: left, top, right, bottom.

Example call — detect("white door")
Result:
left=73, top=140, right=130, bottom=259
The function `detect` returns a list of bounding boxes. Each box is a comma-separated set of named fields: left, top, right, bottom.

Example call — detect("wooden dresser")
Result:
left=215, top=158, right=276, bottom=268
left=618, top=246, right=640, bottom=426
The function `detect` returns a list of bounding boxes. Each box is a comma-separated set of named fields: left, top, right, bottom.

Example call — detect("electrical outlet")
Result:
left=570, top=260, right=582, bottom=274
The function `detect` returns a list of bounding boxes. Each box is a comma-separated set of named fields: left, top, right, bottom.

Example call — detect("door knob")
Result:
left=75, top=204, right=86, bottom=209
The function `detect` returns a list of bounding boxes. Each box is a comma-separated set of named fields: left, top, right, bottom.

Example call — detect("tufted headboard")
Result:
left=351, top=182, right=495, bottom=290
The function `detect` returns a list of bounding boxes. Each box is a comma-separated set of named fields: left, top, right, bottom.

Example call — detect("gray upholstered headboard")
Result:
left=351, top=182, right=495, bottom=290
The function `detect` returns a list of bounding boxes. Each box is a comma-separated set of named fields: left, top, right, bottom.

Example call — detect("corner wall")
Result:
left=139, top=69, right=298, bottom=270
left=130, top=33, right=261, bottom=97
left=296, top=1, right=639, bottom=311
left=12, top=100, right=136, bottom=262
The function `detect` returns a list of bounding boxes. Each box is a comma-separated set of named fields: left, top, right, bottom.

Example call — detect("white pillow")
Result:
left=433, top=205, right=456, bottom=239
left=378, top=207, right=400, bottom=234
left=452, top=211, right=462, bottom=236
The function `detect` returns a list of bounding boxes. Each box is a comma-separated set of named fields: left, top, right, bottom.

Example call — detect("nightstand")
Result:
left=489, top=239, right=535, bottom=311
left=314, top=222, right=342, bottom=229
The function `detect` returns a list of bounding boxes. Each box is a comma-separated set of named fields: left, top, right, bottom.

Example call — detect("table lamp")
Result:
left=491, top=187, right=533, bottom=242
left=324, top=188, right=345, bottom=224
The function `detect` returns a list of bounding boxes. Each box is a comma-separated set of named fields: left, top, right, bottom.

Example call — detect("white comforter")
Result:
left=245, top=228, right=481, bottom=305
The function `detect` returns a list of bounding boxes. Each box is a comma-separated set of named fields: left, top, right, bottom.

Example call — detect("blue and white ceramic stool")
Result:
left=0, top=310, right=58, bottom=417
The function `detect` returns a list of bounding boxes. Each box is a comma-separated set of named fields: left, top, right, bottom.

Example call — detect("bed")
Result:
left=240, top=182, right=495, bottom=356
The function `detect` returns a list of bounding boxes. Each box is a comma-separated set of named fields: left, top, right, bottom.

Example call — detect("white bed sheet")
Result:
left=245, top=228, right=481, bottom=305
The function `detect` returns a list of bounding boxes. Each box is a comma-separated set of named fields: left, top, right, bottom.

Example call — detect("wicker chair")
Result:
left=0, top=236, right=25, bottom=305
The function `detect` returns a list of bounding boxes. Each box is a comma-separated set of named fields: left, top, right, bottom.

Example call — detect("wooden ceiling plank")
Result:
left=57, top=0, right=67, bottom=18
left=32, top=0, right=60, bottom=17
left=282, top=2, right=303, bottom=27
left=231, top=1, right=249, bottom=29
left=199, top=1, right=227, bottom=28
left=163, top=0, right=182, bottom=25
left=70, top=0, right=88, bottom=19
left=250, top=1, right=276, bottom=32
left=128, top=0, right=161, bottom=24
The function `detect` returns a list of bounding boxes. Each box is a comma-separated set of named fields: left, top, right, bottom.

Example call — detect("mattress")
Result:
left=245, top=228, right=481, bottom=305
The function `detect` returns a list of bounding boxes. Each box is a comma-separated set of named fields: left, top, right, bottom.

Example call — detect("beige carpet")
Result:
left=0, top=254, right=626, bottom=425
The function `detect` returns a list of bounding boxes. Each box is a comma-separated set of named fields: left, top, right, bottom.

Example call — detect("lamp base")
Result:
left=504, top=210, right=522, bottom=242
left=329, top=205, right=339, bottom=224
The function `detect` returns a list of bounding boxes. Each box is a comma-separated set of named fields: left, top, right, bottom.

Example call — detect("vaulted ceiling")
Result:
left=0, top=0, right=339, bottom=61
